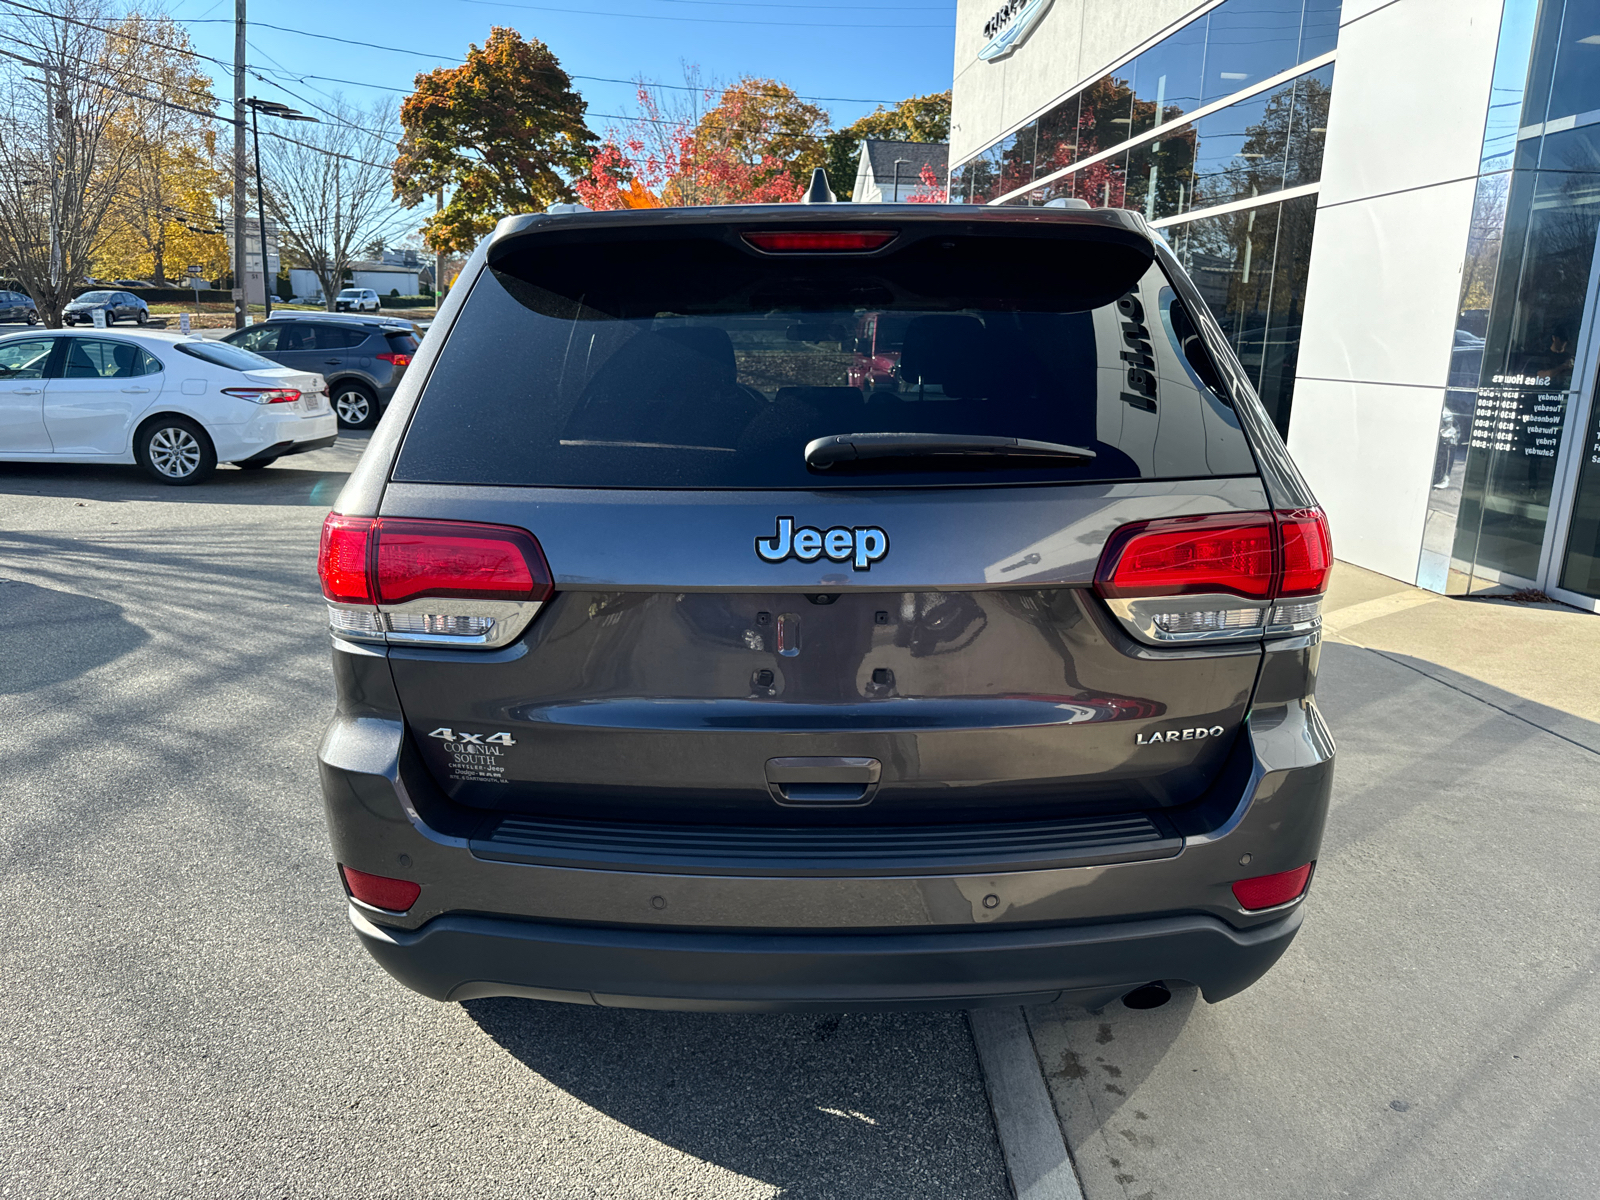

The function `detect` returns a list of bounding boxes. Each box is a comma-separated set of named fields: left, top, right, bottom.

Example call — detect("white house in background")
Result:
left=286, top=262, right=421, bottom=304
left=851, top=140, right=949, bottom=203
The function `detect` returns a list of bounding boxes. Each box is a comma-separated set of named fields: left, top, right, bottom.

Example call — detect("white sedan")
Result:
left=0, top=328, right=337, bottom=485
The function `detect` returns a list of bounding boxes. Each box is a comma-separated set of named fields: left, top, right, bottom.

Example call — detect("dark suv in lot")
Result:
left=317, top=201, right=1335, bottom=1013
left=225, top=313, right=418, bottom=429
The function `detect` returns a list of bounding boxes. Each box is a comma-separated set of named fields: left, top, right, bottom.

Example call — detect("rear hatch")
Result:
left=358, top=207, right=1276, bottom=826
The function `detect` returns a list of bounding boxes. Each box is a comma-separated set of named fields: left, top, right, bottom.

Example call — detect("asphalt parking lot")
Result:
left=3, top=436, right=1598, bottom=1198
left=0, top=438, right=1009, bottom=1200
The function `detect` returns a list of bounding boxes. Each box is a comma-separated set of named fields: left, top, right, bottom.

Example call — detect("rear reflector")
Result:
left=1231, top=863, right=1313, bottom=910
left=1097, top=514, right=1276, bottom=599
left=742, top=230, right=897, bottom=253
left=341, top=865, right=421, bottom=912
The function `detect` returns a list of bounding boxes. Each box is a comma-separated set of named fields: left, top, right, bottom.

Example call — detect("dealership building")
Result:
left=947, top=0, right=1600, bottom=610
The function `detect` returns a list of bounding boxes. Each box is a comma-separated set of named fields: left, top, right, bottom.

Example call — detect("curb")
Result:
left=969, top=1007, right=1084, bottom=1200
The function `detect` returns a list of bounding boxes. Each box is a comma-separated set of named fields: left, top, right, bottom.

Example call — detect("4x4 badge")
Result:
left=429, top=728, right=516, bottom=746
left=756, top=516, right=888, bottom=571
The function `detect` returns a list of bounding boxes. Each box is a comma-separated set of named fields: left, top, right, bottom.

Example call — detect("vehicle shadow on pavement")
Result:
left=0, top=462, right=353, bottom=507
left=463, top=998, right=1013, bottom=1200
left=0, top=578, right=148, bottom=694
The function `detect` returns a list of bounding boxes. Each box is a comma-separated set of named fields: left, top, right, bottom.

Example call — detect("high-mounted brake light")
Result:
left=340, top=865, right=421, bottom=913
left=223, top=386, right=300, bottom=404
left=317, top=514, right=553, bottom=648
left=742, top=230, right=897, bottom=253
left=1231, top=863, right=1313, bottom=910
left=1095, top=508, right=1332, bottom=644
left=375, top=352, right=412, bottom=367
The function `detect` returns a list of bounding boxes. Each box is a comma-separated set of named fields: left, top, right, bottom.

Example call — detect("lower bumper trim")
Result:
left=350, top=904, right=1302, bottom=1013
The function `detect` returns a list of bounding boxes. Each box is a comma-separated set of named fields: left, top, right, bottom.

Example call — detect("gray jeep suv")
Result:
left=317, top=201, right=1335, bottom=1012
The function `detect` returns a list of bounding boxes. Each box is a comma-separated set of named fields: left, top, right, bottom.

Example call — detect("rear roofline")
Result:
left=485, top=202, right=1156, bottom=256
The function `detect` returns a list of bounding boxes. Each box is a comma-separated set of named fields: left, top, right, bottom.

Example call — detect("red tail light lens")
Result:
left=318, top=515, right=553, bottom=605
left=318, top=514, right=374, bottom=603
left=1097, top=514, right=1276, bottom=599
left=1231, top=863, right=1313, bottom=910
left=374, top=520, right=550, bottom=604
left=223, top=386, right=300, bottom=404
left=375, top=352, right=412, bottom=367
left=1097, top=508, right=1333, bottom=602
left=1277, top=509, right=1333, bottom=596
left=742, top=230, right=897, bottom=253
left=341, top=865, right=421, bottom=912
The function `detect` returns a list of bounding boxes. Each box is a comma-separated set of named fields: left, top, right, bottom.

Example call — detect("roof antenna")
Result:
left=800, top=168, right=836, bottom=204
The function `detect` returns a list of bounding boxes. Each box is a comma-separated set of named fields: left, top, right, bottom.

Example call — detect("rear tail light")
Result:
left=1095, top=508, right=1331, bottom=644
left=375, top=352, right=412, bottom=366
left=1231, top=863, right=1313, bottom=910
left=317, top=514, right=553, bottom=649
left=223, top=386, right=300, bottom=404
left=742, top=230, right=897, bottom=253
left=340, top=865, right=421, bottom=913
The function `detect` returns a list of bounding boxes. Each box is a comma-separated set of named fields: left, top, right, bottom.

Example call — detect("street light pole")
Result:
left=245, top=98, right=318, bottom=324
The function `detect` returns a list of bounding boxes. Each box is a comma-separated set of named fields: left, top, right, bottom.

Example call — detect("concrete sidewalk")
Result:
left=1021, top=562, right=1600, bottom=1200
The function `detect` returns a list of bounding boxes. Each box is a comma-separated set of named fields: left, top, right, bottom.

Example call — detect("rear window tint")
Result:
left=395, top=240, right=1254, bottom=489
left=385, top=332, right=418, bottom=353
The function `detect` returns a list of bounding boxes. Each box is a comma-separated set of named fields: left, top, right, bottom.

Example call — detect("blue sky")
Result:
left=170, top=0, right=958, bottom=145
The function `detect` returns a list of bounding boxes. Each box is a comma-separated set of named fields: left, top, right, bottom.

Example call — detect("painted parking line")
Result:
left=970, top=1008, right=1084, bottom=1200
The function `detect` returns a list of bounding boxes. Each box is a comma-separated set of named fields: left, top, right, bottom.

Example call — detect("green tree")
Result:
left=393, top=27, right=596, bottom=254
left=826, top=90, right=950, bottom=199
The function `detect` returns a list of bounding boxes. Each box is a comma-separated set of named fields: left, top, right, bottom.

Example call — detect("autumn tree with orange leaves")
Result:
left=573, top=77, right=829, bottom=210
left=394, top=27, right=596, bottom=254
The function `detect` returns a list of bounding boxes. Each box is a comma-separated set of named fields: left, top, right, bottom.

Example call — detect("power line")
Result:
left=436, top=0, right=950, bottom=27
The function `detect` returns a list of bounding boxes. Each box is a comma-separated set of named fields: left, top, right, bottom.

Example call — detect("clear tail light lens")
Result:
left=317, top=514, right=553, bottom=648
left=1232, top=863, right=1313, bottom=910
left=1096, top=508, right=1331, bottom=644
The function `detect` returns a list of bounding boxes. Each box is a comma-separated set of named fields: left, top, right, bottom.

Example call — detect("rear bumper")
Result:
left=350, top=903, right=1303, bottom=1011
left=234, top=433, right=336, bottom=464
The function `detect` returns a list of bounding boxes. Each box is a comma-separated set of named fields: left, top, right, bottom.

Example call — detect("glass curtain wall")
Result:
left=947, top=0, right=1338, bottom=435
left=949, top=0, right=1339, bottom=205
left=1434, top=0, right=1600, bottom=599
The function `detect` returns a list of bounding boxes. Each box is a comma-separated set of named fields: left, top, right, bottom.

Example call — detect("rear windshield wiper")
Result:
left=805, top=432, right=1097, bottom=469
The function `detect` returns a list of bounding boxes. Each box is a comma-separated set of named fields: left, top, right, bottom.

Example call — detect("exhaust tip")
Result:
left=1122, top=982, right=1172, bottom=1010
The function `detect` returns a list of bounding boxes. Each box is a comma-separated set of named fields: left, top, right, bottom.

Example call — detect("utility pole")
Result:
left=435, top=189, right=444, bottom=304
left=231, top=0, right=247, bottom=328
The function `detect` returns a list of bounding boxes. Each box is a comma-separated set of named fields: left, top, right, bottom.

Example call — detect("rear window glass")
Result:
left=174, top=340, right=279, bottom=372
left=395, top=236, right=1255, bottom=489
left=385, top=332, right=418, bottom=353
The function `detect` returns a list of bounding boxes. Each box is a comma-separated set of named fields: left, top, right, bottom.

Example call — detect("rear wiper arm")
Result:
left=805, top=432, right=1096, bottom=469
